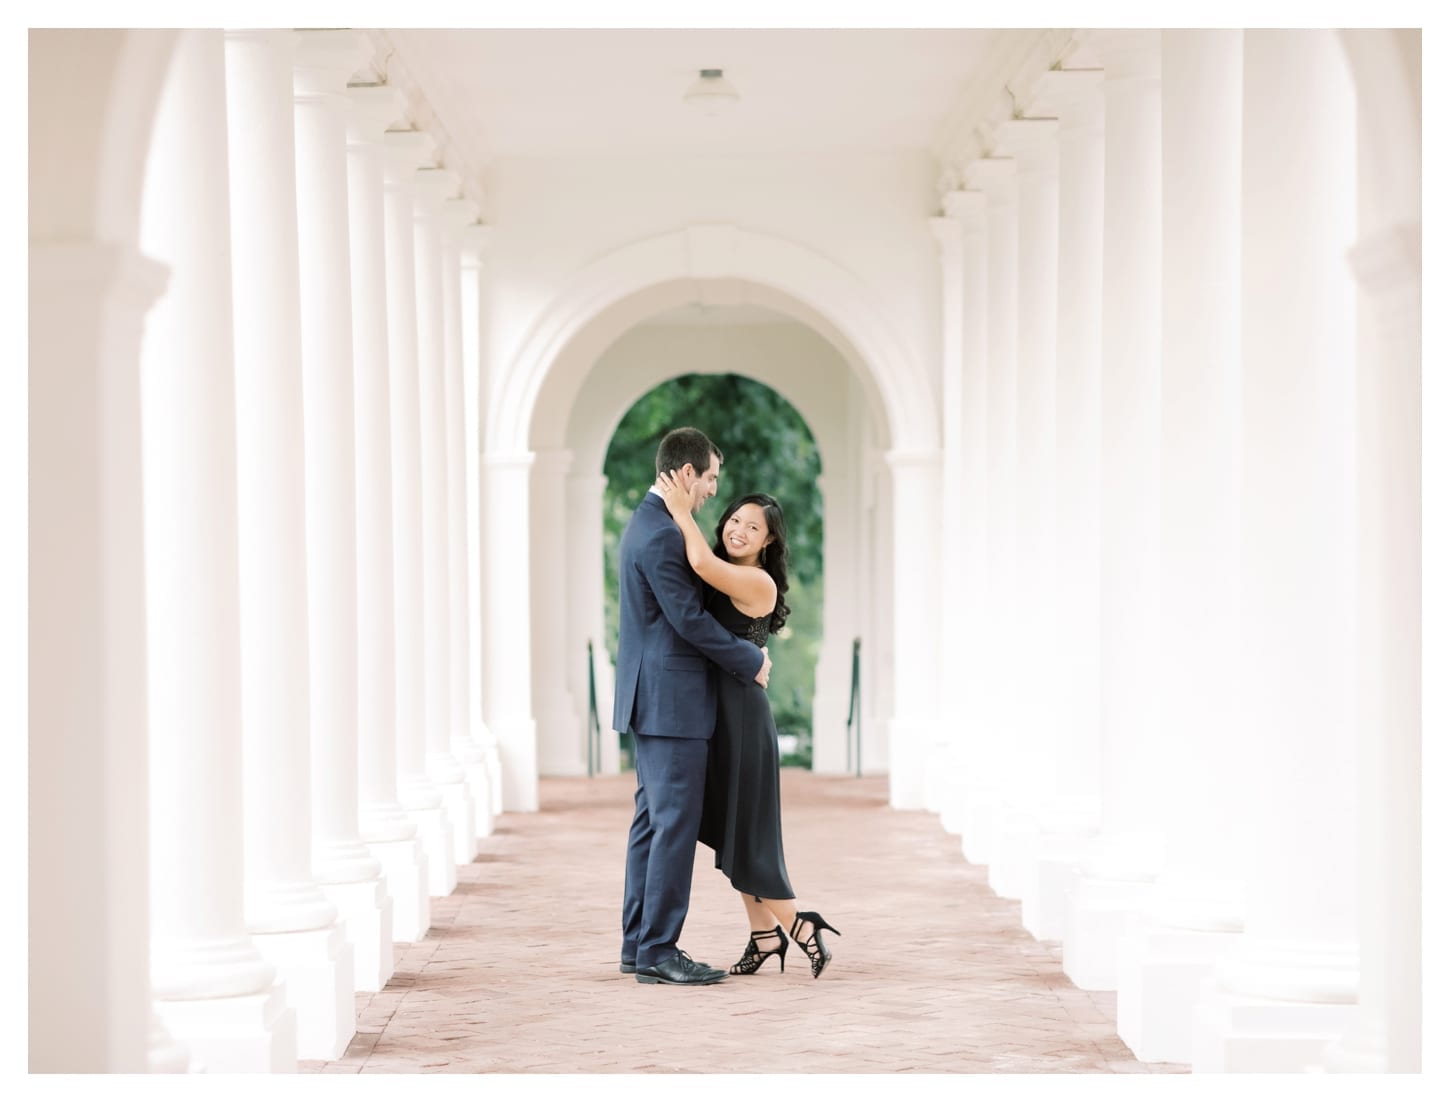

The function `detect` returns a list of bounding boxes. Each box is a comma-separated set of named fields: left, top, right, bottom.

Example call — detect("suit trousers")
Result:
left=621, top=732, right=709, bottom=969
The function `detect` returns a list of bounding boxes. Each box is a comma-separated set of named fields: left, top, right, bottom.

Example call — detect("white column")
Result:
left=292, top=31, right=391, bottom=1018
left=884, top=450, right=941, bottom=810
left=1115, top=30, right=1248, bottom=1064
left=1324, top=142, right=1422, bottom=1077
left=926, top=211, right=964, bottom=820
left=810, top=472, right=859, bottom=775
left=959, top=156, right=1016, bottom=862
left=1019, top=67, right=1105, bottom=944
left=1062, top=29, right=1166, bottom=993
left=225, top=28, right=355, bottom=1060
left=414, top=165, right=476, bottom=864
left=1193, top=29, right=1360, bottom=1072
left=345, top=81, right=429, bottom=946
left=383, top=128, right=457, bottom=889
left=936, top=189, right=989, bottom=839
left=30, top=242, right=171, bottom=1072
left=860, top=441, right=895, bottom=774
left=139, top=28, right=294, bottom=1072
left=567, top=472, right=620, bottom=775
left=441, top=200, right=499, bottom=831
left=988, top=116, right=1059, bottom=902
left=481, top=452, right=540, bottom=811
left=532, top=449, right=585, bottom=775
left=460, top=227, right=505, bottom=819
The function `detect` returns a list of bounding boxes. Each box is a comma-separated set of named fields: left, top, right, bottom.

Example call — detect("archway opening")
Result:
left=524, top=288, right=897, bottom=788
left=602, top=372, right=824, bottom=768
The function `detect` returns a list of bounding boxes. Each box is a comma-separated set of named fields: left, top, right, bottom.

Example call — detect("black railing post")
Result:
left=586, top=640, right=601, bottom=777
left=846, top=637, right=862, bottom=778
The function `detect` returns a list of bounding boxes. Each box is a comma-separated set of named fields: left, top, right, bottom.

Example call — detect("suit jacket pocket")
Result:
left=663, top=656, right=707, bottom=672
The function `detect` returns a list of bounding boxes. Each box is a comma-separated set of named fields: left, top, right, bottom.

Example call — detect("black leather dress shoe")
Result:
left=619, top=960, right=636, bottom=974
left=635, top=949, right=726, bottom=985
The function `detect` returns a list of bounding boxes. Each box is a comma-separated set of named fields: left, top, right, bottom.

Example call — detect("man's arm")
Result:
left=639, top=525, right=767, bottom=685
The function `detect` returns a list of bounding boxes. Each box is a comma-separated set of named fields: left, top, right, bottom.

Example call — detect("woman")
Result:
left=656, top=471, right=841, bottom=978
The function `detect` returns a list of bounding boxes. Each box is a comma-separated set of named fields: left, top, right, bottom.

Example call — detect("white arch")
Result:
left=490, top=225, right=935, bottom=455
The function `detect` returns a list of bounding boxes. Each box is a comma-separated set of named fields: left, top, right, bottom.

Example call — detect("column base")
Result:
left=937, top=747, right=973, bottom=835
left=1192, top=978, right=1357, bottom=1072
left=251, top=923, right=354, bottom=1061
left=147, top=1014, right=195, bottom=1073
left=1320, top=1019, right=1390, bottom=1073
left=1062, top=867, right=1155, bottom=991
left=1117, top=911, right=1243, bottom=1063
left=453, top=738, right=496, bottom=840
left=472, top=723, right=504, bottom=816
left=491, top=716, right=538, bottom=811
left=153, top=982, right=296, bottom=1073
left=1022, top=827, right=1097, bottom=942
left=409, top=805, right=457, bottom=896
left=886, top=718, right=931, bottom=810
left=320, top=875, right=394, bottom=993
left=960, top=786, right=1001, bottom=865
left=368, top=835, right=431, bottom=942
left=987, top=804, right=1037, bottom=900
left=437, top=779, right=478, bottom=864
left=922, top=739, right=950, bottom=814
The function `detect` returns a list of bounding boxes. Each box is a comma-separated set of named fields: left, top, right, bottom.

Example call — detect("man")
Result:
left=615, top=427, right=771, bottom=986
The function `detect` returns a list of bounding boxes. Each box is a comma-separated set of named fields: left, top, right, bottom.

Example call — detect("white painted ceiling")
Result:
left=384, top=28, right=1012, bottom=167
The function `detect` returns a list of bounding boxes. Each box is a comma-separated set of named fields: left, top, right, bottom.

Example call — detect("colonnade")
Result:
left=34, top=28, right=502, bottom=1072
left=930, top=29, right=1420, bottom=1073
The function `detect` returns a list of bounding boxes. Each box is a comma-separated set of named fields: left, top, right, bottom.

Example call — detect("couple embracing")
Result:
left=615, top=426, right=841, bottom=986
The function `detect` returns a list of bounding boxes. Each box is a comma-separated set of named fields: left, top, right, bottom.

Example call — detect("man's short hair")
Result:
left=655, top=427, right=722, bottom=477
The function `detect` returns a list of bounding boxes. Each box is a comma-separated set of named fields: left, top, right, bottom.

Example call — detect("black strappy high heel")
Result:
left=789, top=911, right=841, bottom=978
left=730, top=925, right=788, bottom=975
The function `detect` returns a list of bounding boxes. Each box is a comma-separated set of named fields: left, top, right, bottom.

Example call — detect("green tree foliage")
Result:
left=602, top=374, right=823, bottom=761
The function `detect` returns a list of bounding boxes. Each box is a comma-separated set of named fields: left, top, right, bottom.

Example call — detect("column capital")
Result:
left=883, top=449, right=941, bottom=470
left=30, top=240, right=171, bottom=312
left=482, top=451, right=536, bottom=472
left=927, top=215, right=963, bottom=258
left=413, top=165, right=461, bottom=209
left=530, top=448, right=574, bottom=477
left=346, top=83, right=407, bottom=145
left=459, top=223, right=493, bottom=267
left=1027, top=68, right=1105, bottom=124
left=993, top=117, right=1059, bottom=168
left=941, top=188, right=988, bottom=231
left=566, top=472, right=609, bottom=495
left=381, top=128, right=436, bottom=182
left=293, top=29, right=372, bottom=100
left=224, top=28, right=298, bottom=50
left=1089, top=29, right=1161, bottom=80
left=963, top=157, right=1016, bottom=205
left=441, top=196, right=480, bottom=235
left=1348, top=220, right=1421, bottom=298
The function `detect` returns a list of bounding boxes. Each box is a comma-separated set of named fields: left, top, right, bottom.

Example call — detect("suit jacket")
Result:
left=613, top=492, right=763, bottom=739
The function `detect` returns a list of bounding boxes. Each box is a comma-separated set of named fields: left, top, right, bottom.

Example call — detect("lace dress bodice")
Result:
left=705, top=587, right=770, bottom=647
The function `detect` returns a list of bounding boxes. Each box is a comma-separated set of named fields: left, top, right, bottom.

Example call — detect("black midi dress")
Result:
left=696, top=586, right=796, bottom=901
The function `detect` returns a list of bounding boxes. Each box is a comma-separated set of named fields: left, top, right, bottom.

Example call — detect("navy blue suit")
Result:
left=616, top=491, right=763, bottom=969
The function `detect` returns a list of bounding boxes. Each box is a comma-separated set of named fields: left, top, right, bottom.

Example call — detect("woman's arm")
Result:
left=656, top=472, right=776, bottom=617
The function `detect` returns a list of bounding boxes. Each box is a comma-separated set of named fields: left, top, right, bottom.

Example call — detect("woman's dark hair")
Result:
left=712, top=493, right=791, bottom=635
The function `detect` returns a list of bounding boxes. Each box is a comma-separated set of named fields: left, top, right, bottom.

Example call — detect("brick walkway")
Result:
left=301, top=769, right=1185, bottom=1074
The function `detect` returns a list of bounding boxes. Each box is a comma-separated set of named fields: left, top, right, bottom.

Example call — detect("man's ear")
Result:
left=678, top=463, right=696, bottom=480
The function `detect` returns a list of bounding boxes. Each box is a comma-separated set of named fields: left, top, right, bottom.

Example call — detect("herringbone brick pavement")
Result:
left=301, top=769, right=1185, bottom=1074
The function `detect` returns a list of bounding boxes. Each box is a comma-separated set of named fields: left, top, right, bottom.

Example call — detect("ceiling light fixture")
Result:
left=683, top=68, right=740, bottom=115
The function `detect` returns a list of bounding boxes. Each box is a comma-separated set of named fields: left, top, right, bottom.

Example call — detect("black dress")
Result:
left=697, top=586, right=796, bottom=900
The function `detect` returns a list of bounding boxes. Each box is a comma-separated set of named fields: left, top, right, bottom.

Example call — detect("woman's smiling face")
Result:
left=721, top=502, right=771, bottom=563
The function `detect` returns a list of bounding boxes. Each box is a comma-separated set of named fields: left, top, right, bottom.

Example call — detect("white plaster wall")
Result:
left=482, top=151, right=942, bottom=437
